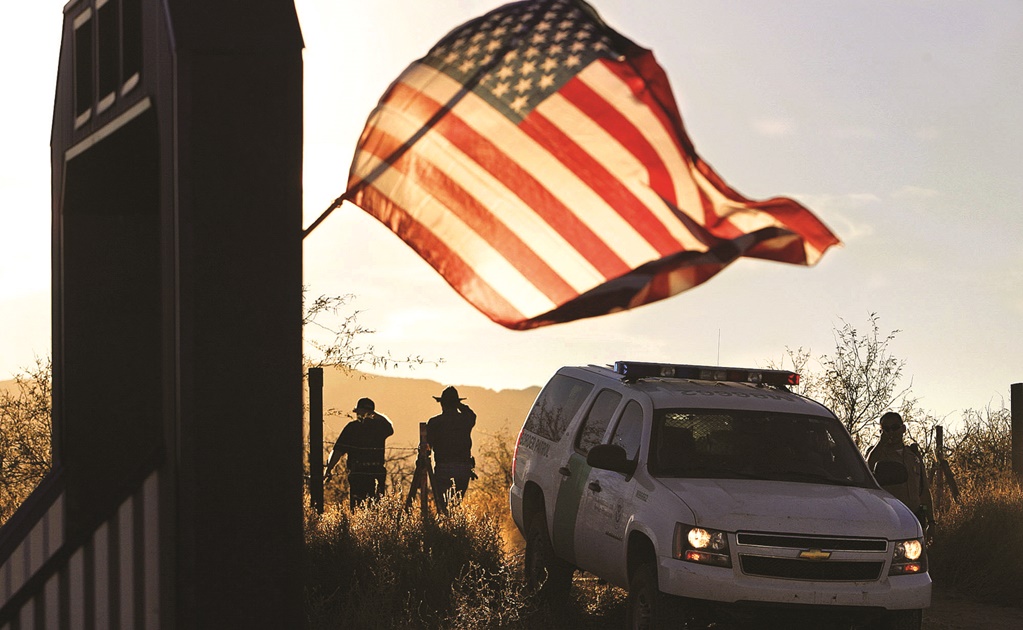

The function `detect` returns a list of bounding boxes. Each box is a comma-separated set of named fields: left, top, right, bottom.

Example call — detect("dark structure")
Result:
left=1013, top=383, right=1022, bottom=484
left=0, top=0, right=304, bottom=626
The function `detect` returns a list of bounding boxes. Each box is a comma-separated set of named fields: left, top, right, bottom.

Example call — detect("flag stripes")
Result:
left=353, top=85, right=615, bottom=290
left=520, top=96, right=687, bottom=257
left=599, top=73, right=697, bottom=213
left=355, top=139, right=579, bottom=308
left=529, top=65, right=710, bottom=251
left=356, top=66, right=645, bottom=272
left=343, top=0, right=839, bottom=328
left=352, top=64, right=682, bottom=305
left=349, top=59, right=716, bottom=324
left=356, top=186, right=534, bottom=324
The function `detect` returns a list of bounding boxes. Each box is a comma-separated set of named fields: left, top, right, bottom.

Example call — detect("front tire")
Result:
left=523, top=510, right=573, bottom=601
left=880, top=609, right=922, bottom=630
left=627, top=562, right=687, bottom=629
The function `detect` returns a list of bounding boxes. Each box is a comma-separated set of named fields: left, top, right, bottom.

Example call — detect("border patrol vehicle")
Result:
left=509, top=361, right=930, bottom=629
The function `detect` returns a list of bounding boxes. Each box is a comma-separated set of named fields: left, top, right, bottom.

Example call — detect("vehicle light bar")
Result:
left=612, top=361, right=800, bottom=387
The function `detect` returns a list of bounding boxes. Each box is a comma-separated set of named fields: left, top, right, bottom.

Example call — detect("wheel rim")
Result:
left=637, top=592, right=653, bottom=627
left=629, top=566, right=659, bottom=630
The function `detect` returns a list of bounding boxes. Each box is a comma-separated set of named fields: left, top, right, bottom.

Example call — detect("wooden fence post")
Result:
left=1013, top=383, right=1022, bottom=484
left=309, top=367, right=324, bottom=514
left=930, top=425, right=960, bottom=516
left=404, top=422, right=447, bottom=516
left=934, top=426, right=944, bottom=515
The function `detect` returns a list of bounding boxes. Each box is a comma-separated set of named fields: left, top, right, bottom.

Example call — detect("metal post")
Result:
left=419, top=423, right=430, bottom=516
left=934, top=426, right=944, bottom=514
left=1012, top=383, right=1022, bottom=485
left=309, top=367, right=324, bottom=513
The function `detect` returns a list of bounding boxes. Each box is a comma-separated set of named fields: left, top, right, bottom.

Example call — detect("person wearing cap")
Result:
left=866, top=411, right=934, bottom=531
left=427, top=386, right=477, bottom=509
left=324, top=397, right=394, bottom=508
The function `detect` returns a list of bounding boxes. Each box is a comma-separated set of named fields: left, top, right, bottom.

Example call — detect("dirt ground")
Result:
left=922, top=587, right=1023, bottom=629
left=560, top=579, right=1023, bottom=629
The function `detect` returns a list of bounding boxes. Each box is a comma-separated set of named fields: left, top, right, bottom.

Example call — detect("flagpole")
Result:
left=302, top=193, right=348, bottom=239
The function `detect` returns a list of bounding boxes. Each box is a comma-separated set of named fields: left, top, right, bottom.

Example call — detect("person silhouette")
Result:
left=426, top=387, right=476, bottom=509
left=324, top=397, right=394, bottom=508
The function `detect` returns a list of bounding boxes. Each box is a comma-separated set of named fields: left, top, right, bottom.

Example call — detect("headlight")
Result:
left=890, top=538, right=927, bottom=575
left=674, top=524, right=732, bottom=568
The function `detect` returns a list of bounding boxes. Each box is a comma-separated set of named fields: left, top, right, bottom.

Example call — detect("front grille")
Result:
left=737, top=532, right=887, bottom=552
left=740, top=555, right=883, bottom=581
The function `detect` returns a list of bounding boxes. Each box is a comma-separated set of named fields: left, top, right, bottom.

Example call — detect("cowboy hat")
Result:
left=353, top=397, right=375, bottom=413
left=433, top=386, right=465, bottom=404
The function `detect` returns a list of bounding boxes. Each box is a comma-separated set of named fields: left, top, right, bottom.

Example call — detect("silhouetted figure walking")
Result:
left=325, top=397, right=394, bottom=508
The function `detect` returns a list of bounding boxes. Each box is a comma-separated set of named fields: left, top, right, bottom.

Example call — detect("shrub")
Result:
left=0, top=358, right=52, bottom=525
left=303, top=429, right=634, bottom=628
left=304, top=491, right=530, bottom=629
left=928, top=475, right=1023, bottom=606
left=942, top=406, right=1012, bottom=491
left=470, top=426, right=524, bottom=552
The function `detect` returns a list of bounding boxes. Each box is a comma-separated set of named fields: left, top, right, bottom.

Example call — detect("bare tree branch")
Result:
left=301, top=289, right=443, bottom=374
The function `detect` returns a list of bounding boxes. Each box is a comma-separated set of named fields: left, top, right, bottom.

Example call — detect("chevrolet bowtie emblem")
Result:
left=799, top=549, right=832, bottom=561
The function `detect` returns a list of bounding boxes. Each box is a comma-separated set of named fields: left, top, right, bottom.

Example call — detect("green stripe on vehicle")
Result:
left=551, top=452, right=590, bottom=563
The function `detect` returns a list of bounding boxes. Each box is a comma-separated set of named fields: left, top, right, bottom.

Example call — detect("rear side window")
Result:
left=524, top=374, right=594, bottom=442
left=575, top=389, right=622, bottom=456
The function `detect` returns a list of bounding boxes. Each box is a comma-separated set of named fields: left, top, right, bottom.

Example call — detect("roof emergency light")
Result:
left=612, top=361, right=800, bottom=387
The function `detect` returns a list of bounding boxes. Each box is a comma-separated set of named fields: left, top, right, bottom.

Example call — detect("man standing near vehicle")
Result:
left=324, top=397, right=394, bottom=508
left=867, top=412, right=934, bottom=532
left=427, top=386, right=477, bottom=509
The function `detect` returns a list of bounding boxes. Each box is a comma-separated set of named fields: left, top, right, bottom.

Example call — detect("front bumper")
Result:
left=659, top=555, right=931, bottom=611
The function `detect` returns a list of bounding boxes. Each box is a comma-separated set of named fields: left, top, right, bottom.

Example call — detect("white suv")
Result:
left=509, top=361, right=930, bottom=629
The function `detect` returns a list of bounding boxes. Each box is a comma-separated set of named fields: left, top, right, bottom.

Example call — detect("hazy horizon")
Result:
left=3, top=1, right=1021, bottom=420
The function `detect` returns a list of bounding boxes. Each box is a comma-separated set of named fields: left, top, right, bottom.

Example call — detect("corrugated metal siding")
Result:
left=0, top=472, right=159, bottom=629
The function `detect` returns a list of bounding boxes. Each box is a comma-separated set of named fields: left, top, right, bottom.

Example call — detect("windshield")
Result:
left=650, top=409, right=874, bottom=487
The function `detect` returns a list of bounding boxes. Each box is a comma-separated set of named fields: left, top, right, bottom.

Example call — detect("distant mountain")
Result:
left=315, top=369, right=541, bottom=452
left=0, top=370, right=541, bottom=457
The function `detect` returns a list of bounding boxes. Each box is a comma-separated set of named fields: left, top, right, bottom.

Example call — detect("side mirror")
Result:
left=587, top=444, right=637, bottom=476
left=872, top=460, right=909, bottom=486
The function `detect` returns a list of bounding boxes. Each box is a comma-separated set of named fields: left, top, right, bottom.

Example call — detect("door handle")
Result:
left=559, top=466, right=571, bottom=477
left=588, top=481, right=602, bottom=492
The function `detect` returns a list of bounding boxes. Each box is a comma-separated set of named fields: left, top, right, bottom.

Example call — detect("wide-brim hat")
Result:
left=353, top=397, right=375, bottom=413
left=433, top=386, right=465, bottom=404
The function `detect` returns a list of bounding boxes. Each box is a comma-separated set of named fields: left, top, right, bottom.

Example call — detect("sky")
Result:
left=2, top=1, right=1021, bottom=420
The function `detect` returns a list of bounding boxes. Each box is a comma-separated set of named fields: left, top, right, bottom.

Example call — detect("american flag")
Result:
left=343, top=0, right=840, bottom=329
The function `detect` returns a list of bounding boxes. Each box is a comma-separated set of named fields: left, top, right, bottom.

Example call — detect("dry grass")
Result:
left=304, top=488, right=536, bottom=629
left=303, top=462, right=628, bottom=629
left=928, top=474, right=1023, bottom=607
left=304, top=431, right=1023, bottom=627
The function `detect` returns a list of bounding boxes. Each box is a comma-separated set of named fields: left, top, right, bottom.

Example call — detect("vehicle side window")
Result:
left=610, top=400, right=644, bottom=461
left=523, top=374, right=594, bottom=441
left=575, top=389, right=622, bottom=456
